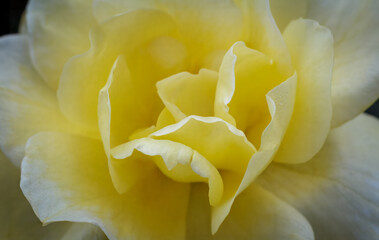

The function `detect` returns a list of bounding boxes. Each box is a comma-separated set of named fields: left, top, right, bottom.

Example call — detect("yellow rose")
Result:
left=0, top=0, right=378, bottom=239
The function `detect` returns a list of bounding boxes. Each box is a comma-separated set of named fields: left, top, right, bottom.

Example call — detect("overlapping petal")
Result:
left=270, top=0, right=379, bottom=127
left=26, top=0, right=96, bottom=89
left=58, top=9, right=183, bottom=129
left=0, top=35, right=95, bottom=166
left=185, top=183, right=314, bottom=240
left=0, top=151, right=105, bottom=240
left=21, top=132, right=189, bottom=240
left=274, top=19, right=333, bottom=164
left=258, top=114, right=379, bottom=240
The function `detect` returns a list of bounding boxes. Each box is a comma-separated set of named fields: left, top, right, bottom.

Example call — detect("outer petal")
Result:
left=185, top=183, right=314, bottom=240
left=26, top=0, right=96, bottom=89
left=21, top=132, right=189, bottom=240
left=0, top=151, right=105, bottom=240
left=274, top=19, right=333, bottom=164
left=0, top=35, right=94, bottom=167
left=58, top=9, right=181, bottom=129
left=309, top=0, right=379, bottom=127
left=258, top=114, right=379, bottom=240
left=270, top=0, right=379, bottom=127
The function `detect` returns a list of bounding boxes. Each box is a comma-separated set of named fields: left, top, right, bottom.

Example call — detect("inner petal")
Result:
left=157, top=69, right=218, bottom=121
left=215, top=42, right=287, bottom=148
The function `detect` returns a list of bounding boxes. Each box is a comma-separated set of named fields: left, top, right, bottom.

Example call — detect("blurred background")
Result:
left=1, top=0, right=378, bottom=118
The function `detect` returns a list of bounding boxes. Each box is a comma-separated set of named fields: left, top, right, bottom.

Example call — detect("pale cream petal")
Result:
left=270, top=0, right=379, bottom=127
left=258, top=113, right=379, bottom=240
left=58, top=9, right=181, bottom=129
left=0, top=151, right=105, bottom=240
left=157, top=69, right=218, bottom=121
left=307, top=0, right=379, bottom=127
left=21, top=132, right=189, bottom=240
left=185, top=183, right=314, bottom=240
left=274, top=19, right=333, bottom=164
left=26, top=0, right=96, bottom=89
left=0, top=35, right=95, bottom=166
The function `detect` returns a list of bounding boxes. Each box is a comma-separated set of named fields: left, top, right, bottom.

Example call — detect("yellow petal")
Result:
left=212, top=73, right=297, bottom=233
left=236, top=0, right=293, bottom=76
left=58, top=9, right=181, bottom=129
left=157, top=69, right=218, bottom=121
left=274, top=19, right=333, bottom=164
left=0, top=36, right=95, bottom=166
left=21, top=132, right=189, bottom=240
left=93, top=0, right=244, bottom=54
left=0, top=151, right=105, bottom=240
left=26, top=0, right=96, bottom=89
left=259, top=113, right=379, bottom=240
left=111, top=137, right=223, bottom=206
left=98, top=55, right=158, bottom=151
left=215, top=42, right=288, bottom=148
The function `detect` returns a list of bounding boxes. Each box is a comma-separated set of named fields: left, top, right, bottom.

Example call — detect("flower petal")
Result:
left=185, top=183, right=314, bottom=240
left=270, top=0, right=379, bottom=127
left=26, top=0, right=96, bottom=89
left=308, top=0, right=379, bottom=127
left=258, top=113, right=379, bottom=240
left=274, top=19, right=333, bottom=164
left=58, top=9, right=180, bottom=129
left=21, top=132, right=189, bottom=240
left=0, top=151, right=105, bottom=240
left=93, top=0, right=244, bottom=54
left=157, top=69, right=218, bottom=121
left=0, top=35, right=94, bottom=166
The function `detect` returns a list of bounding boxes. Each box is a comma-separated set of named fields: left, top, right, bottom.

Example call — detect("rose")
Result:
left=0, top=0, right=378, bottom=239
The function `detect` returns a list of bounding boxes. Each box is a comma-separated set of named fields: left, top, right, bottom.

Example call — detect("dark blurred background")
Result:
left=1, top=0, right=378, bottom=118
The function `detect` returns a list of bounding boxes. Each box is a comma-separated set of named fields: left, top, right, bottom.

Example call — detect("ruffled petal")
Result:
left=274, top=19, right=333, bottom=164
left=58, top=9, right=181, bottom=129
left=21, top=132, right=189, bottom=240
left=26, top=0, right=96, bottom=89
left=0, top=35, right=94, bottom=166
left=214, top=42, right=288, bottom=147
left=0, top=151, right=105, bottom=240
left=258, top=113, right=379, bottom=240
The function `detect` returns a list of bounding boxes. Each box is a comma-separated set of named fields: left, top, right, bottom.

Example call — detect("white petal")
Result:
left=258, top=114, right=379, bottom=239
